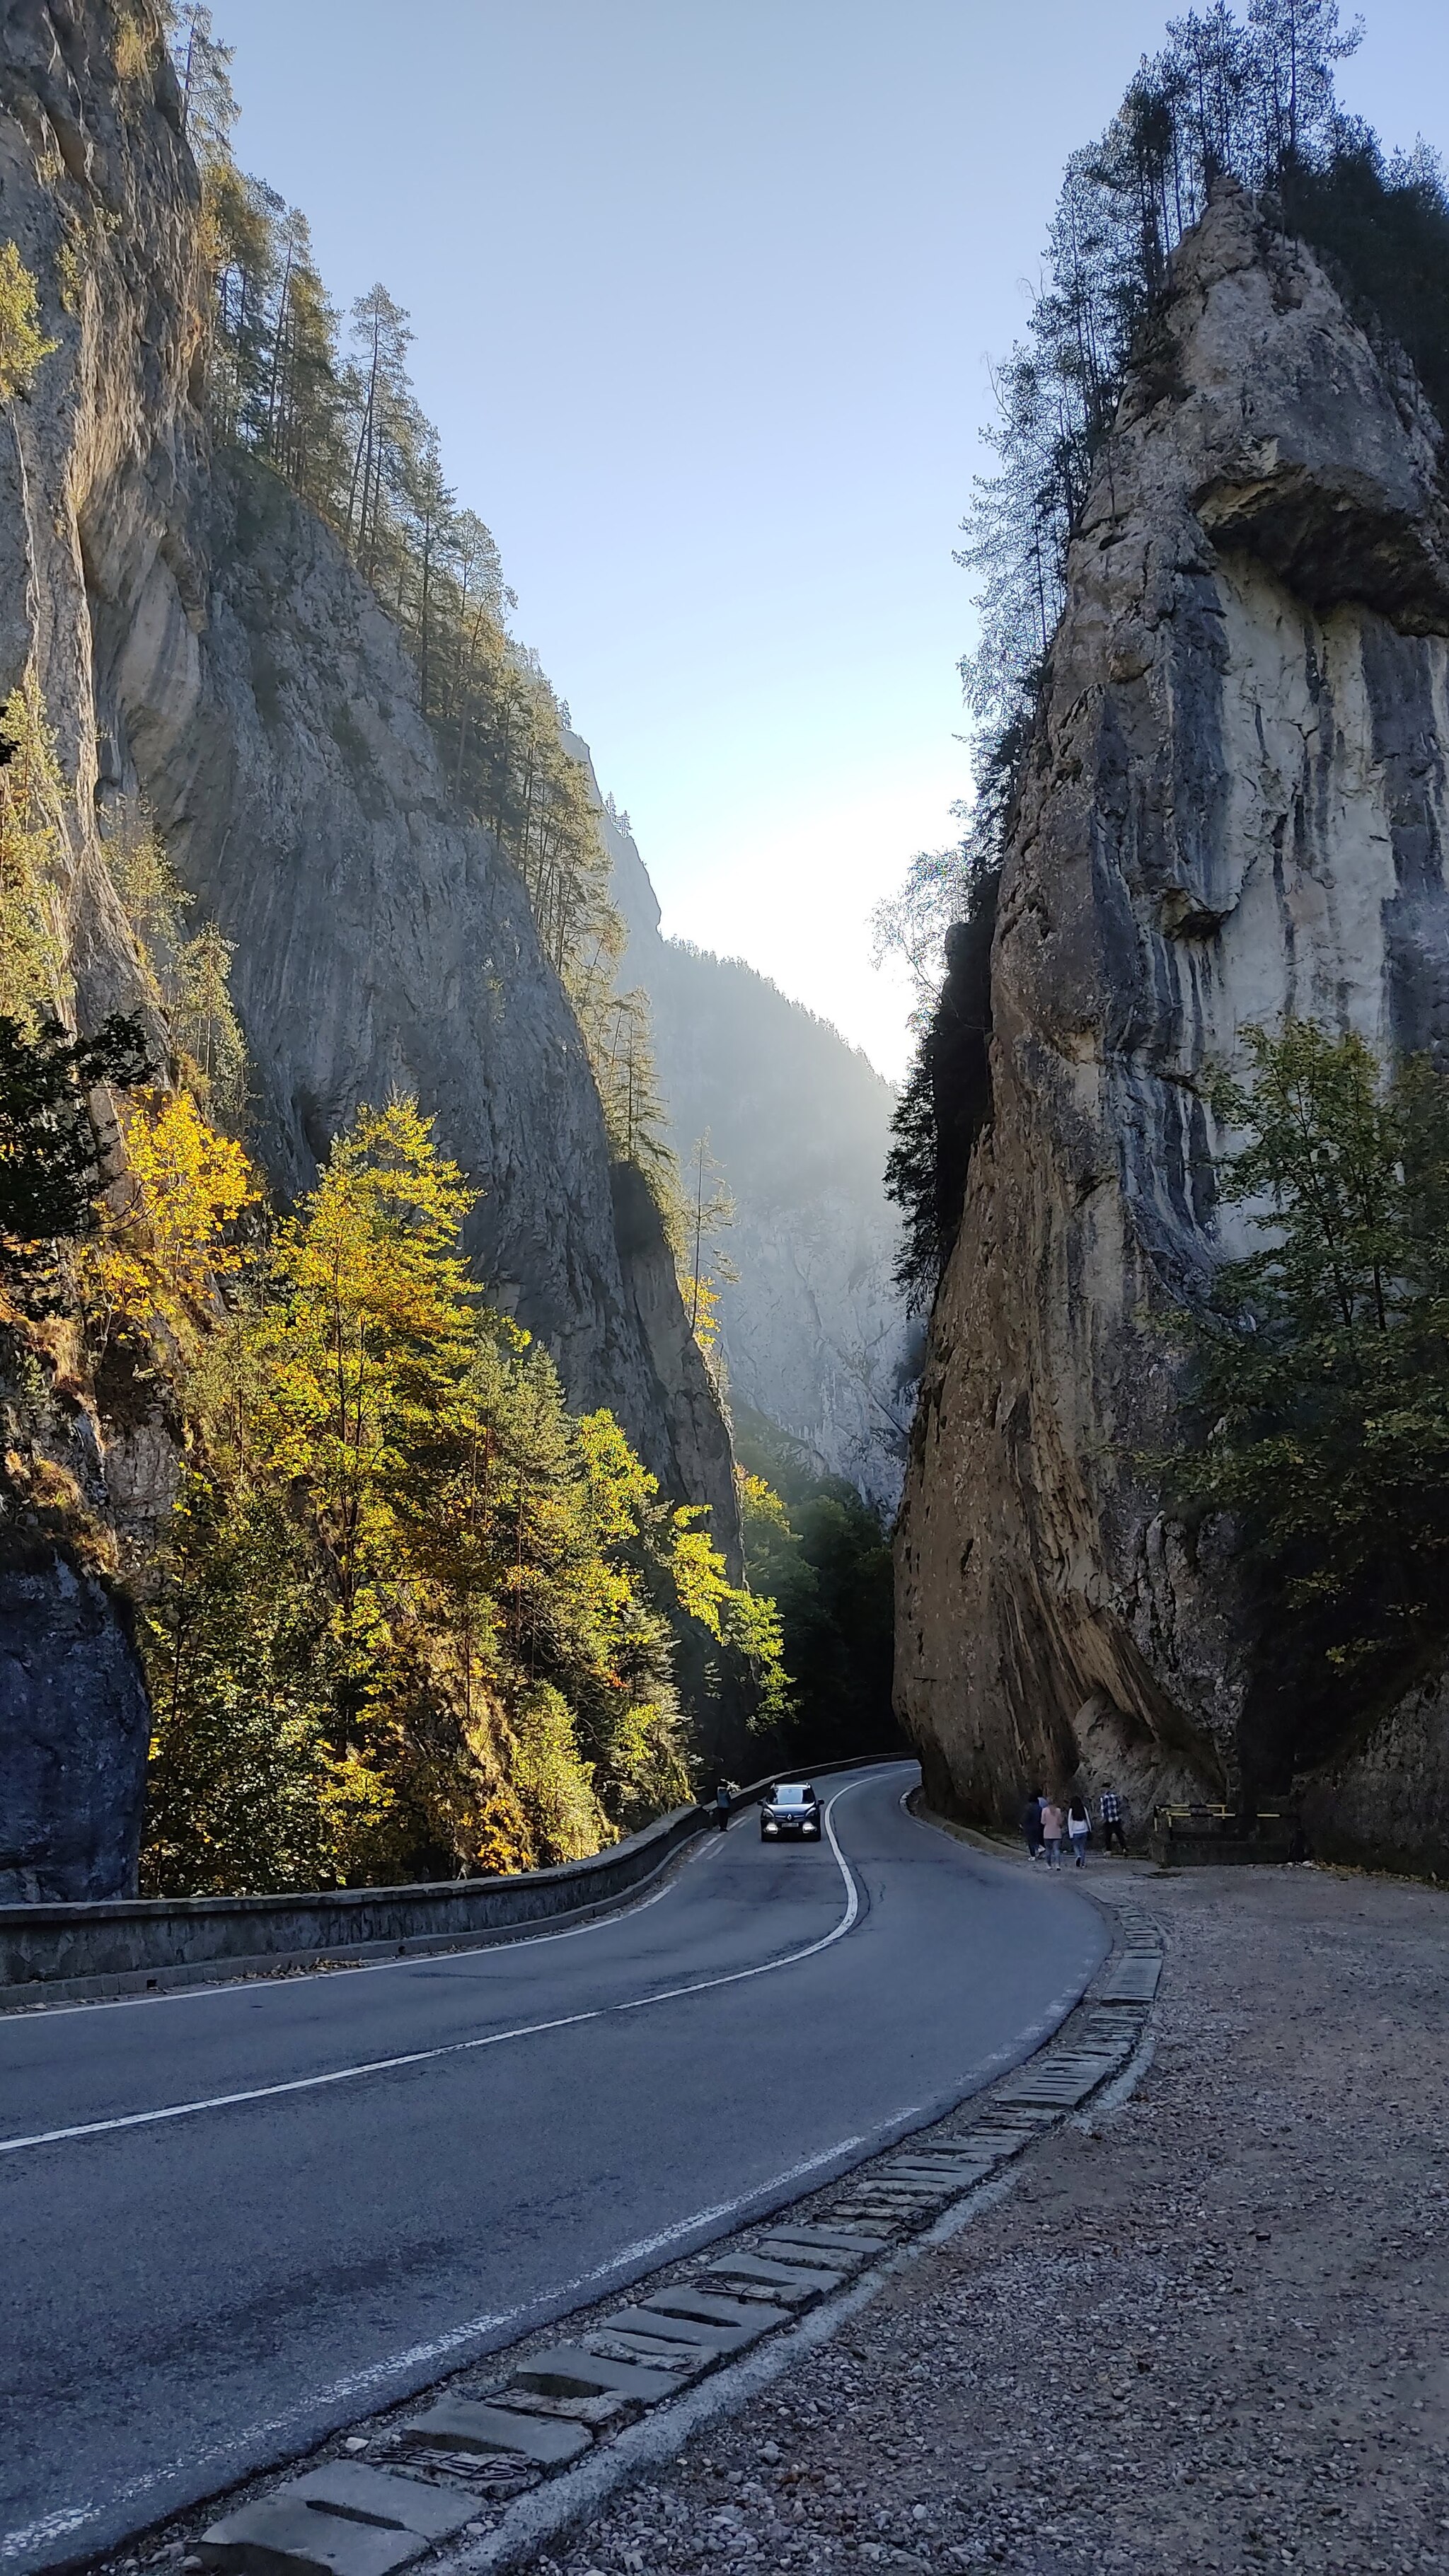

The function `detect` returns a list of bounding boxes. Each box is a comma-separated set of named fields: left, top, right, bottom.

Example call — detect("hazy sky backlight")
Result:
left=211, top=1, right=1448, bottom=1078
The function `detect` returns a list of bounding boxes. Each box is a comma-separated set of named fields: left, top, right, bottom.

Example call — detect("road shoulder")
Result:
left=519, top=1856, right=1449, bottom=2576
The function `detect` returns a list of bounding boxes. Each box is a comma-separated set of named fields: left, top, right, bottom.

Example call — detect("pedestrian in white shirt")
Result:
left=1067, top=1796, right=1091, bottom=1868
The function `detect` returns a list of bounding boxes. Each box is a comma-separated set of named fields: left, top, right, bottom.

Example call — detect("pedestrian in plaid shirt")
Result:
left=1099, top=1787, right=1127, bottom=1853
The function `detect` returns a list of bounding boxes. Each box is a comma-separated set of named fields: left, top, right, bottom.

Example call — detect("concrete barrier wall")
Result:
left=0, top=1752, right=908, bottom=2006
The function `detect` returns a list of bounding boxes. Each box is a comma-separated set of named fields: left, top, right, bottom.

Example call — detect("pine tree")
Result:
left=134, top=1097, right=775, bottom=1892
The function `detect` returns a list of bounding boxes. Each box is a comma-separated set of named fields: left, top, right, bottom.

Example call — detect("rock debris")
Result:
left=545, top=1865, right=1449, bottom=2575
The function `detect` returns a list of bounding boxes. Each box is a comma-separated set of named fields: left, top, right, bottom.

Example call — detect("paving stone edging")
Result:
left=109, top=1840, right=1165, bottom=2576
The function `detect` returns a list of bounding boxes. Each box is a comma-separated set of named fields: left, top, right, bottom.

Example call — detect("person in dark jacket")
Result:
left=1022, top=1792, right=1044, bottom=1860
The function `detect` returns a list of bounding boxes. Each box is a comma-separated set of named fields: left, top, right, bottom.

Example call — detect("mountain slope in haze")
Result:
left=575, top=751, right=918, bottom=1514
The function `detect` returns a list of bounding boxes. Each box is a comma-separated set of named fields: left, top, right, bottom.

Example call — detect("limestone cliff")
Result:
left=580, top=759, right=916, bottom=1515
left=116, top=462, right=740, bottom=1567
left=0, top=1, right=736, bottom=1898
left=895, top=185, right=1449, bottom=1873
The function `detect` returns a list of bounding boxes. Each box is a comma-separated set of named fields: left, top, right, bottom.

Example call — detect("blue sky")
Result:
left=211, top=1, right=1449, bottom=1078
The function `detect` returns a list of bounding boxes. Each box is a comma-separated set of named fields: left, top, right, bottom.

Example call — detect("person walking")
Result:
left=715, top=1780, right=732, bottom=1832
left=1099, top=1786, right=1127, bottom=1854
left=1039, top=1796, right=1065, bottom=1868
left=1067, top=1796, right=1091, bottom=1868
left=1022, top=1791, right=1044, bottom=1860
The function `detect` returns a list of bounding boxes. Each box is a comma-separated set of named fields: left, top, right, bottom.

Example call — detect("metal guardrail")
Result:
left=0, top=1749, right=910, bottom=2007
left=1150, top=1801, right=1292, bottom=1866
left=1155, top=1803, right=1283, bottom=1824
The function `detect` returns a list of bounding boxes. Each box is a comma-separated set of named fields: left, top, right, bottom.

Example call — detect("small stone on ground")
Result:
left=541, top=1862, right=1449, bottom=2575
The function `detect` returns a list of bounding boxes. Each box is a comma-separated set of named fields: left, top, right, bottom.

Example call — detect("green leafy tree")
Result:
left=139, top=1472, right=364, bottom=1898
left=0, top=1015, right=152, bottom=1294
left=735, top=1415, right=897, bottom=1763
left=139, top=1099, right=778, bottom=1893
left=1165, top=1022, right=1449, bottom=1762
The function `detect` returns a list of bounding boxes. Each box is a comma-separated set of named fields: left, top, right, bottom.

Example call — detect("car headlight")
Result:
left=763, top=1820, right=778, bottom=1832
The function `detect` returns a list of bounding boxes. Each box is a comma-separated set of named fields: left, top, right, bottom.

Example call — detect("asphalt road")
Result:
left=0, top=1764, right=1108, bottom=2574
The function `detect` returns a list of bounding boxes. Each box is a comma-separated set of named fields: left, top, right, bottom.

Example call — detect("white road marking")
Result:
left=1, top=1767, right=1109, bottom=2572
left=0, top=1788, right=870, bottom=2161
left=0, top=2125, right=872, bottom=2563
left=7, top=1825, right=717, bottom=2024
left=0, top=2011, right=604, bottom=2159
left=11, top=1766, right=913, bottom=2026
left=615, top=1784, right=860, bottom=2008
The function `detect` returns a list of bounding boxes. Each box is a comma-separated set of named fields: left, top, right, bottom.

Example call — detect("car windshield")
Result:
left=773, top=1785, right=814, bottom=1806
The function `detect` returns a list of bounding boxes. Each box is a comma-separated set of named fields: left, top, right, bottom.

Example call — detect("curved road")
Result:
left=0, top=1765, right=1107, bottom=2574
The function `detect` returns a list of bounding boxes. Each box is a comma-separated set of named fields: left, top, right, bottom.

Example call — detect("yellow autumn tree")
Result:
left=248, top=1097, right=482, bottom=1709
left=139, top=1097, right=790, bottom=1895
left=0, top=242, right=56, bottom=402
left=86, top=1087, right=258, bottom=1358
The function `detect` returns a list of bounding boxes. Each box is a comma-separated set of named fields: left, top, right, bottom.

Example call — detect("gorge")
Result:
left=575, top=739, right=917, bottom=1518
left=6, top=0, right=1449, bottom=1913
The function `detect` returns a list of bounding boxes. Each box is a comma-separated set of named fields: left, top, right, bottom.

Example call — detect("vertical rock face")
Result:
left=0, top=1, right=202, bottom=1900
left=895, top=187, right=1449, bottom=1869
left=112, top=461, right=742, bottom=1571
left=0, top=1566, right=149, bottom=1900
left=589, top=768, right=916, bottom=1515
left=0, top=4, right=737, bottom=1898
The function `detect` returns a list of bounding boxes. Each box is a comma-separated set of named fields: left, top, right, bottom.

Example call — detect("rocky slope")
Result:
left=895, top=183, right=1449, bottom=1872
left=579, top=753, right=916, bottom=1515
left=0, top=1, right=735, bottom=1899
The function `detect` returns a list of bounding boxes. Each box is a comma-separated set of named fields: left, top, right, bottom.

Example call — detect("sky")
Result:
left=209, top=0, right=1449, bottom=1080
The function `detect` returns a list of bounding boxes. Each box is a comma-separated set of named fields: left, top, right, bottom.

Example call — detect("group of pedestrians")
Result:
left=1021, top=1786, right=1127, bottom=1866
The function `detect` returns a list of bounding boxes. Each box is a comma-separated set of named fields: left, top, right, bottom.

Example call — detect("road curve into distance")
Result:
left=0, top=1764, right=1107, bottom=2573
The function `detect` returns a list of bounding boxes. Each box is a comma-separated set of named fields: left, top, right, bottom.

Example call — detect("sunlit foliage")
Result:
left=0, top=674, right=70, bottom=1031
left=105, top=809, right=248, bottom=1122
left=735, top=1416, right=896, bottom=1763
left=0, top=241, right=56, bottom=401
left=136, top=1101, right=784, bottom=1893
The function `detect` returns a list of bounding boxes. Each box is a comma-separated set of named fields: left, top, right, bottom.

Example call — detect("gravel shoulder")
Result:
left=542, top=1846, right=1449, bottom=2576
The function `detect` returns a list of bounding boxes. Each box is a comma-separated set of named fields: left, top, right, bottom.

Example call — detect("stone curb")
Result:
left=102, top=1856, right=1164, bottom=2576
